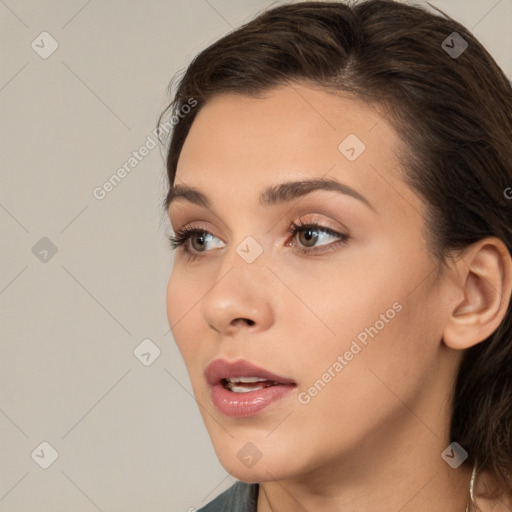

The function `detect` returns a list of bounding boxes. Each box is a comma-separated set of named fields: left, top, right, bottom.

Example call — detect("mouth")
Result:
left=221, top=376, right=284, bottom=393
left=205, top=358, right=296, bottom=388
left=205, top=358, right=296, bottom=417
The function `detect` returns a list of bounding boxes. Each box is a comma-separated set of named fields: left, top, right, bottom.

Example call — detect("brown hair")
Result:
left=158, top=0, right=512, bottom=497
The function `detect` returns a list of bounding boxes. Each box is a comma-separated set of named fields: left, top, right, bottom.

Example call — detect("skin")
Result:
left=166, top=83, right=512, bottom=511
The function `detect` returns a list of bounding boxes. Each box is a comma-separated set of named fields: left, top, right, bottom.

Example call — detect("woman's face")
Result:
left=166, top=84, right=460, bottom=483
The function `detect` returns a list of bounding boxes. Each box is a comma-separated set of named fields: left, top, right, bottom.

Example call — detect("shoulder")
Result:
left=197, top=481, right=258, bottom=512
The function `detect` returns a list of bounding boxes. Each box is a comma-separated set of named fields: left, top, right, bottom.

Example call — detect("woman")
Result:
left=159, top=1, right=512, bottom=510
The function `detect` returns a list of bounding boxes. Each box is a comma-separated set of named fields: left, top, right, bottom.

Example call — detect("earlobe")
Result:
left=442, top=237, right=512, bottom=351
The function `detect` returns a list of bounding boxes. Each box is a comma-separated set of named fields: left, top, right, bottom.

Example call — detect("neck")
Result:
left=256, top=417, right=473, bottom=512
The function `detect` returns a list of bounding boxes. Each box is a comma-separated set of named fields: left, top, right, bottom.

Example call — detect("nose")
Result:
left=200, top=253, right=275, bottom=336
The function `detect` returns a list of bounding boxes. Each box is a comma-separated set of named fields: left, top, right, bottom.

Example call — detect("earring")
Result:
left=467, top=463, right=477, bottom=511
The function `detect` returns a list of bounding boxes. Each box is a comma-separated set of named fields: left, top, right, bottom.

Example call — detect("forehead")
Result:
left=174, top=84, right=421, bottom=217
left=179, top=85, right=391, bottom=166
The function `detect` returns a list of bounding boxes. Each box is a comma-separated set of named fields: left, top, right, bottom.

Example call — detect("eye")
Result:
left=168, top=226, right=224, bottom=260
left=286, top=220, right=349, bottom=253
left=168, top=220, right=350, bottom=260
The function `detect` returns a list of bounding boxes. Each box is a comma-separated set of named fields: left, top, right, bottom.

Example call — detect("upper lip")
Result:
left=205, top=358, right=296, bottom=387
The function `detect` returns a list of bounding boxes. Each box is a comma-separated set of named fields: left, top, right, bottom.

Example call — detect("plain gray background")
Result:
left=1, top=0, right=511, bottom=510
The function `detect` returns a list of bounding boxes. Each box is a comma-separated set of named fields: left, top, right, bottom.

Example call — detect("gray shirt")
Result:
left=197, top=482, right=258, bottom=512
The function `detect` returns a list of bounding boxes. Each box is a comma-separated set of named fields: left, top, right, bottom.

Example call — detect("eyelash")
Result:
left=168, top=220, right=350, bottom=261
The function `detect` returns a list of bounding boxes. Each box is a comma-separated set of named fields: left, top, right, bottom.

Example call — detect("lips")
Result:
left=205, top=359, right=296, bottom=387
left=205, top=359, right=296, bottom=417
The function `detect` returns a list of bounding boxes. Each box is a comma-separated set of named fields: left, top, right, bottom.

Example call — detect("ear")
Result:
left=442, top=237, right=512, bottom=350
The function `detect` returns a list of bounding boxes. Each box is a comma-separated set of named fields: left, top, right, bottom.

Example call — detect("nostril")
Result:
left=233, top=318, right=255, bottom=327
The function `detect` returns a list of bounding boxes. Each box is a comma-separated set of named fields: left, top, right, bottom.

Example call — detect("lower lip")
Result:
left=210, top=383, right=295, bottom=417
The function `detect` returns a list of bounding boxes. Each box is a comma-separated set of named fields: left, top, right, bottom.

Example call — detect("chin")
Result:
left=217, top=453, right=296, bottom=483
left=209, top=435, right=303, bottom=482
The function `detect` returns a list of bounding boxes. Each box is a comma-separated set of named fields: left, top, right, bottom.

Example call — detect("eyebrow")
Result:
left=167, top=177, right=376, bottom=213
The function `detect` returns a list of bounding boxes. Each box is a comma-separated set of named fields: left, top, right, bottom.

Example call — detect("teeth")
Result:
left=228, top=384, right=268, bottom=393
left=223, top=377, right=279, bottom=393
left=227, top=377, right=268, bottom=383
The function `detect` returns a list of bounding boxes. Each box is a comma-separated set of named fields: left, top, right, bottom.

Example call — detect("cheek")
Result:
left=165, top=270, right=181, bottom=328
left=267, top=250, right=405, bottom=366
left=325, top=285, right=440, bottom=412
left=285, top=249, right=439, bottom=408
left=289, top=301, right=434, bottom=459
left=166, top=269, right=203, bottom=364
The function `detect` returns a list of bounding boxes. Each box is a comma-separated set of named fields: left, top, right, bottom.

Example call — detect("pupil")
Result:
left=192, top=232, right=206, bottom=251
left=301, top=228, right=318, bottom=247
